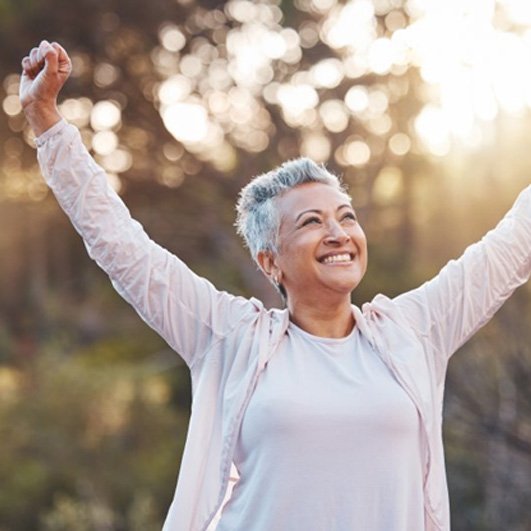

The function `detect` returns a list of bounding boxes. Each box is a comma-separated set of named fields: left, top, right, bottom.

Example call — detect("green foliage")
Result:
left=0, top=348, right=187, bottom=530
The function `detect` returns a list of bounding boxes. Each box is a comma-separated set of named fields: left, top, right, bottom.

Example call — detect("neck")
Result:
left=287, top=295, right=355, bottom=338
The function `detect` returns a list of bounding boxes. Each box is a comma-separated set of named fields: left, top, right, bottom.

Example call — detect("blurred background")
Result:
left=1, top=0, right=530, bottom=529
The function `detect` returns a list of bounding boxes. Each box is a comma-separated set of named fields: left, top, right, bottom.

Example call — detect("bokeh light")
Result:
left=90, top=100, right=122, bottom=131
left=6, top=0, right=531, bottom=187
left=403, top=0, right=531, bottom=154
left=161, top=102, right=209, bottom=143
left=92, top=131, right=119, bottom=155
left=159, top=24, right=187, bottom=52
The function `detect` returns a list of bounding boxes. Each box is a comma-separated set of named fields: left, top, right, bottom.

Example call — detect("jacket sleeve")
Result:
left=393, top=185, right=531, bottom=361
left=36, top=120, right=254, bottom=368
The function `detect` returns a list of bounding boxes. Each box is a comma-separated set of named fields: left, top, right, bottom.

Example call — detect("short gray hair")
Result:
left=235, top=157, right=346, bottom=260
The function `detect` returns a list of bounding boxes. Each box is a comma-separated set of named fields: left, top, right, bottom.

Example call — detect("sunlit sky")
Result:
left=5, top=0, right=531, bottom=186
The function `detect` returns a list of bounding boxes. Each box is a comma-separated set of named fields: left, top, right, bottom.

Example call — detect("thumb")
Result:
left=38, top=40, right=58, bottom=74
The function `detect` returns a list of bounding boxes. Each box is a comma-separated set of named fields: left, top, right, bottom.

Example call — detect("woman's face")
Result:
left=261, top=182, right=368, bottom=304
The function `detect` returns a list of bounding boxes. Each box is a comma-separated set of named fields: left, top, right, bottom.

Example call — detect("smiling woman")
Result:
left=20, top=40, right=531, bottom=531
left=234, top=158, right=368, bottom=335
left=251, top=179, right=368, bottom=338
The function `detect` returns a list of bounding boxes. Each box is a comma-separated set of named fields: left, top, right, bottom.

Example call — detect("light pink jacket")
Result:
left=37, top=120, right=531, bottom=531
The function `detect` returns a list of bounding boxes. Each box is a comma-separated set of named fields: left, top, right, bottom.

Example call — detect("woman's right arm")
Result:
left=21, top=41, right=255, bottom=368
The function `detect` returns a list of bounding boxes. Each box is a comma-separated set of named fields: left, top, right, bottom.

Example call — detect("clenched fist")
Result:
left=20, top=40, right=72, bottom=136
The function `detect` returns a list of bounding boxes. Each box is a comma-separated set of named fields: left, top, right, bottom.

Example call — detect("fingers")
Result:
left=51, top=42, right=72, bottom=75
left=21, top=40, right=62, bottom=79
left=21, top=56, right=32, bottom=76
left=21, top=47, right=40, bottom=78
left=51, top=41, right=67, bottom=57
left=21, top=45, right=43, bottom=79
left=39, top=40, right=58, bottom=73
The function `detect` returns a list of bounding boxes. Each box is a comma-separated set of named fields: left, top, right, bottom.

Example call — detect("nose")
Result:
left=324, top=220, right=350, bottom=245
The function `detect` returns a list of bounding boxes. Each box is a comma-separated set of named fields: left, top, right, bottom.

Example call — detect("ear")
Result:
left=257, top=250, right=282, bottom=284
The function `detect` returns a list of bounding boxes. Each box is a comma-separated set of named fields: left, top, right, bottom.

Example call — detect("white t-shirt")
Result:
left=216, top=322, right=425, bottom=531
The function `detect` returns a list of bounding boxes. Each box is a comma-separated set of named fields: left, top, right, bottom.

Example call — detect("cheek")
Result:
left=353, top=226, right=367, bottom=248
left=282, top=246, right=310, bottom=269
left=277, top=236, right=316, bottom=273
left=354, top=230, right=368, bottom=266
left=361, top=234, right=368, bottom=254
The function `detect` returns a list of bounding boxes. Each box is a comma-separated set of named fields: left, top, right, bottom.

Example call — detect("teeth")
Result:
left=322, top=253, right=352, bottom=264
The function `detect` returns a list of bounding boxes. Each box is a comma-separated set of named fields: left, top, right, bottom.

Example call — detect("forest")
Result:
left=0, top=0, right=530, bottom=529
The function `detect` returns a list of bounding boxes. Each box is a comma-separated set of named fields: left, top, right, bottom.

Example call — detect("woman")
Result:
left=20, top=41, right=531, bottom=531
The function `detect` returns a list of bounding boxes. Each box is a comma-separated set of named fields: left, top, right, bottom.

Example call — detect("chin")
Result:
left=343, top=277, right=363, bottom=295
left=327, top=270, right=365, bottom=293
left=327, top=278, right=363, bottom=296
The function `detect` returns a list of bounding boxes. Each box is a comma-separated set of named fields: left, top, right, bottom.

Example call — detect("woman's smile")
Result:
left=318, top=252, right=355, bottom=265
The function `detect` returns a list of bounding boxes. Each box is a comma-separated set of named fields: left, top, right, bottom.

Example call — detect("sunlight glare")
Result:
left=92, top=131, right=119, bottom=155
left=499, top=0, right=531, bottom=25
left=158, top=75, right=193, bottom=105
left=277, top=83, right=319, bottom=117
left=311, top=0, right=337, bottom=12
left=159, top=25, right=187, bottom=52
left=226, top=0, right=257, bottom=23
left=2, top=95, right=21, bottom=116
left=319, top=100, right=349, bottom=132
left=368, top=38, right=394, bottom=75
left=404, top=0, right=531, bottom=153
left=101, top=149, right=132, bottom=174
left=261, top=31, right=287, bottom=59
left=321, top=0, right=376, bottom=50
left=180, top=55, right=203, bottom=78
left=345, top=86, right=369, bottom=113
left=59, top=98, right=93, bottom=128
left=414, top=105, right=451, bottom=156
left=300, top=133, right=332, bottom=162
left=91, top=101, right=121, bottom=131
left=344, top=140, right=371, bottom=167
left=389, top=133, right=411, bottom=156
left=310, top=58, right=344, bottom=88
left=373, top=166, right=403, bottom=204
left=162, top=103, right=209, bottom=143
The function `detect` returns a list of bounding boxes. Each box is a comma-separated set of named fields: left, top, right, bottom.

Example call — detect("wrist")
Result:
left=23, top=102, right=62, bottom=137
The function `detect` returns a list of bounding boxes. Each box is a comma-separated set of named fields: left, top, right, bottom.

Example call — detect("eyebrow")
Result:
left=295, top=203, right=353, bottom=222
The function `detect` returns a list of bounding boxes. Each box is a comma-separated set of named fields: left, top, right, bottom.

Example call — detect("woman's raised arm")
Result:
left=21, top=41, right=256, bottom=368
left=393, top=185, right=531, bottom=373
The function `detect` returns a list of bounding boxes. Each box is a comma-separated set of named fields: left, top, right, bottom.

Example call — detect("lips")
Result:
left=318, top=252, right=354, bottom=264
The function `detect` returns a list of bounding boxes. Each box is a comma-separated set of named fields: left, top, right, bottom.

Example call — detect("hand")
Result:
left=20, top=40, right=71, bottom=109
left=20, top=40, right=72, bottom=136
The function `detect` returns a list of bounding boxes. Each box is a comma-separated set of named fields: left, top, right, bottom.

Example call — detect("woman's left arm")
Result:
left=393, top=185, right=531, bottom=361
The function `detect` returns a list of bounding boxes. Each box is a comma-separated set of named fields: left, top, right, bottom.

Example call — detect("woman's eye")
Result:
left=301, top=216, right=321, bottom=226
left=341, top=213, right=357, bottom=222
